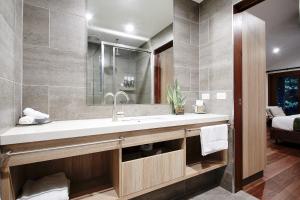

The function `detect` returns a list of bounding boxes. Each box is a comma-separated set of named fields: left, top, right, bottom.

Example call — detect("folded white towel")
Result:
left=23, top=108, right=49, bottom=120
left=200, top=124, right=228, bottom=156
left=17, top=173, right=70, bottom=200
left=19, top=116, right=35, bottom=125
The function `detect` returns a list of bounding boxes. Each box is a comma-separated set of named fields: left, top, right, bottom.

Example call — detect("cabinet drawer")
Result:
left=143, top=154, right=163, bottom=189
left=143, top=150, right=184, bottom=189
left=121, top=159, right=144, bottom=196
left=122, top=130, right=184, bottom=148
left=121, top=150, right=184, bottom=196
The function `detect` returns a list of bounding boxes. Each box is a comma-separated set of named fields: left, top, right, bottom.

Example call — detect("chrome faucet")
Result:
left=104, top=91, right=130, bottom=121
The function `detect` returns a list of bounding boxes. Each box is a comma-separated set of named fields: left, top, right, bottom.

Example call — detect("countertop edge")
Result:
left=0, top=114, right=230, bottom=145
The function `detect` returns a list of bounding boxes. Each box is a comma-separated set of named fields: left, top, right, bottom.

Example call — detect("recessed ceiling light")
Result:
left=85, top=12, right=93, bottom=21
left=272, top=47, right=280, bottom=54
left=124, top=24, right=135, bottom=33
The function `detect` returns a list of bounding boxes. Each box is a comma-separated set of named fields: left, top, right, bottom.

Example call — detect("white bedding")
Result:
left=272, top=114, right=300, bottom=131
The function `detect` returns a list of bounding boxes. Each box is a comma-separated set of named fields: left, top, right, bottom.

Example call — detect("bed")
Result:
left=268, top=107, right=300, bottom=144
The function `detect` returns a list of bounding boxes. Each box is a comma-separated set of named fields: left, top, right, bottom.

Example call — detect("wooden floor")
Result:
left=244, top=130, right=300, bottom=200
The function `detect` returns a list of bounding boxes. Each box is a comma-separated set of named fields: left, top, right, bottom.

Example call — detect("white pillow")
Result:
left=268, top=106, right=286, bottom=117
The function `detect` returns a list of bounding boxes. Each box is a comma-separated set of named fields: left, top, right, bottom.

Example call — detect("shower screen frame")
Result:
left=100, top=41, right=154, bottom=104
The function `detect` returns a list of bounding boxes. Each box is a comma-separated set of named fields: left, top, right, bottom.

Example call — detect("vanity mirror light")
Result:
left=86, top=0, right=174, bottom=105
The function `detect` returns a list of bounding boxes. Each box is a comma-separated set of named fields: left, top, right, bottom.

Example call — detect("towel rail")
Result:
left=3, top=137, right=125, bottom=157
left=185, top=123, right=232, bottom=132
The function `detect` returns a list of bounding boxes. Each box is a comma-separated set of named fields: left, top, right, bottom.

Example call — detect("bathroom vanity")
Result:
left=0, top=114, right=229, bottom=200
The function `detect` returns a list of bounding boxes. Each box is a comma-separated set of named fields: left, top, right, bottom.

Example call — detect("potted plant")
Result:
left=167, top=80, right=186, bottom=115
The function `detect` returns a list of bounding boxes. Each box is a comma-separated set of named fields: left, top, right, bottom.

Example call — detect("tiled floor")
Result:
left=188, top=187, right=258, bottom=200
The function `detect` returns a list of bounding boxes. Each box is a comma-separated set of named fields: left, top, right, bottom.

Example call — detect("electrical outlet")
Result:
left=216, top=92, right=226, bottom=100
left=202, top=93, right=210, bottom=100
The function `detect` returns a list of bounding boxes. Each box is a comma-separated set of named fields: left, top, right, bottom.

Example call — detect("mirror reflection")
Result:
left=86, top=0, right=174, bottom=105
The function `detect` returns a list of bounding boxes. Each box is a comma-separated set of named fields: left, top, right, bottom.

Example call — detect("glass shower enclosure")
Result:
left=87, top=41, right=152, bottom=105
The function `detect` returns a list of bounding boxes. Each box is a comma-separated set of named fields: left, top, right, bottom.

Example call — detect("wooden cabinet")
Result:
left=1, top=122, right=228, bottom=200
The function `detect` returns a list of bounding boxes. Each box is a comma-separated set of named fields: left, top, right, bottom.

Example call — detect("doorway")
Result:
left=233, top=0, right=266, bottom=192
left=234, top=0, right=300, bottom=198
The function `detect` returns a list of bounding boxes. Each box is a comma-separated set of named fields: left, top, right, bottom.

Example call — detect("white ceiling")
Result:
left=87, top=0, right=173, bottom=44
left=248, top=0, right=300, bottom=70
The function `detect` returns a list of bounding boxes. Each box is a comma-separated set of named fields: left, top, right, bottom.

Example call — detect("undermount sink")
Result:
left=118, top=115, right=173, bottom=122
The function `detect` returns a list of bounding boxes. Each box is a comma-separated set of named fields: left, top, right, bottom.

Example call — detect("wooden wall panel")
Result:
left=242, top=12, right=267, bottom=179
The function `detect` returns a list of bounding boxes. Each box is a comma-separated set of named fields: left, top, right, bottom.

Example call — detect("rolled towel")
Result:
left=18, top=116, right=35, bottom=125
left=17, top=172, right=70, bottom=200
left=23, top=108, right=49, bottom=120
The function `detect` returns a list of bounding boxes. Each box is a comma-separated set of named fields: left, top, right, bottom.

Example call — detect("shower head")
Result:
left=116, top=48, right=121, bottom=56
left=115, top=39, right=121, bottom=56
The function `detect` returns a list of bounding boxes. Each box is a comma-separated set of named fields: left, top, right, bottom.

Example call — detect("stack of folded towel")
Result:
left=17, top=172, right=70, bottom=200
left=19, top=108, right=50, bottom=125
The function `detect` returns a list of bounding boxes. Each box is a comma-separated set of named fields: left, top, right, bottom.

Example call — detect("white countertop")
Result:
left=0, top=113, right=229, bottom=145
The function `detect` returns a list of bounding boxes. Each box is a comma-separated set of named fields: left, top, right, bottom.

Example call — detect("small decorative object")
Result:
left=193, top=100, right=206, bottom=114
left=167, top=80, right=186, bottom=115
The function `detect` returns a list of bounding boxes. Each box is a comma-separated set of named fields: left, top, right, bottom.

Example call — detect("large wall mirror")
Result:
left=86, top=0, right=174, bottom=105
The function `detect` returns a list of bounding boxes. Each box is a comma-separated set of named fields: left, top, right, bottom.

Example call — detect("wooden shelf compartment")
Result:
left=122, top=139, right=184, bottom=162
left=185, top=135, right=227, bottom=178
left=70, top=178, right=118, bottom=200
left=10, top=150, right=120, bottom=200
left=186, top=161, right=227, bottom=178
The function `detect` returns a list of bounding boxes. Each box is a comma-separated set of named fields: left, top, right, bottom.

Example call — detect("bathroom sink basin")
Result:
left=118, top=116, right=169, bottom=122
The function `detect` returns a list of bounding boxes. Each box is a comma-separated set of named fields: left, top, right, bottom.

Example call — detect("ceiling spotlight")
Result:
left=124, top=24, right=135, bottom=33
left=85, top=12, right=93, bottom=21
left=272, top=47, right=280, bottom=54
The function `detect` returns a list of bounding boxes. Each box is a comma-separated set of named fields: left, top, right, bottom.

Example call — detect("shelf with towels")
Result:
left=10, top=150, right=120, bottom=200
left=70, top=178, right=118, bottom=200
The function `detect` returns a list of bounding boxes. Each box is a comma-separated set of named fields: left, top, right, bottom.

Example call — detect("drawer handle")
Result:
left=4, top=137, right=125, bottom=157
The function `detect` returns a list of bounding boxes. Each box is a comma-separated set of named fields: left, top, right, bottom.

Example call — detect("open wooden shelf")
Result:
left=185, top=135, right=227, bottom=178
left=71, top=188, right=118, bottom=200
left=70, top=178, right=118, bottom=200
left=186, top=160, right=227, bottom=178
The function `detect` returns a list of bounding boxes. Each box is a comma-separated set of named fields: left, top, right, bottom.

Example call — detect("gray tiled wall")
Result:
left=0, top=0, right=23, bottom=133
left=199, top=0, right=237, bottom=192
left=22, top=0, right=171, bottom=121
left=199, top=0, right=234, bottom=117
left=22, top=0, right=200, bottom=120
left=174, top=0, right=200, bottom=113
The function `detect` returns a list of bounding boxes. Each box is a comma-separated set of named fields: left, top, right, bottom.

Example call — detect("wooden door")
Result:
left=241, top=12, right=266, bottom=179
left=154, top=41, right=174, bottom=104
